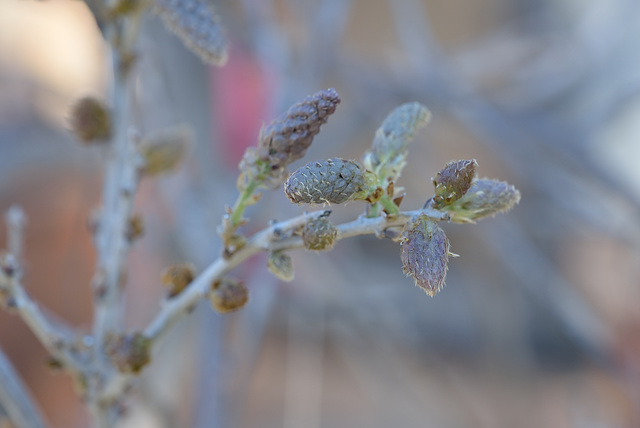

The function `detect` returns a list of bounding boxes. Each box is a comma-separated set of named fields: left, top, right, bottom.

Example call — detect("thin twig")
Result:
left=144, top=207, right=447, bottom=342
left=92, top=8, right=146, bottom=353
left=1, top=209, right=81, bottom=371
left=0, top=348, right=48, bottom=428
left=5, top=206, right=26, bottom=268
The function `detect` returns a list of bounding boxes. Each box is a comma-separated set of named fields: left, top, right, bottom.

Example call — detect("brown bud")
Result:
left=401, top=214, right=450, bottom=296
left=432, top=159, right=478, bottom=208
left=126, top=214, right=144, bottom=242
left=267, top=251, right=294, bottom=281
left=284, top=158, right=367, bottom=205
left=140, top=125, right=192, bottom=176
left=69, top=97, right=111, bottom=143
left=210, top=278, right=248, bottom=313
left=105, top=332, right=151, bottom=374
left=257, top=88, right=341, bottom=170
left=161, top=263, right=196, bottom=298
left=154, top=0, right=228, bottom=66
left=445, top=178, right=521, bottom=222
left=301, top=217, right=338, bottom=251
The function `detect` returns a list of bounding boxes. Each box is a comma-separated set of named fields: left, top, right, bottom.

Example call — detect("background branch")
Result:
left=0, top=348, right=48, bottom=428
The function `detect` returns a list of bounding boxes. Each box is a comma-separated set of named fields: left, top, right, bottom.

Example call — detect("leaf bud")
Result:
left=445, top=178, right=521, bottom=222
left=364, top=103, right=430, bottom=182
left=105, top=332, right=151, bottom=374
left=432, top=159, right=478, bottom=208
left=302, top=216, right=338, bottom=251
left=126, top=214, right=145, bottom=242
left=161, top=262, right=196, bottom=298
left=267, top=251, right=294, bottom=281
left=140, top=125, right=192, bottom=176
left=284, top=158, right=367, bottom=205
left=154, top=0, right=228, bottom=66
left=210, top=278, right=249, bottom=313
left=400, top=214, right=450, bottom=296
left=69, top=97, right=111, bottom=143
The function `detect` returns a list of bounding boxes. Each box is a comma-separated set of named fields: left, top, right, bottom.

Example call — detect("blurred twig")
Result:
left=0, top=349, right=48, bottom=428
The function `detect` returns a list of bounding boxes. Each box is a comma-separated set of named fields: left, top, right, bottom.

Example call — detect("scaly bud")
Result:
left=302, top=216, right=338, bottom=251
left=267, top=251, right=294, bottom=281
left=105, top=332, right=151, bottom=374
left=210, top=278, right=249, bottom=313
left=364, top=103, right=430, bottom=182
left=401, top=214, right=450, bottom=296
left=284, top=158, right=367, bottom=205
left=69, top=97, right=111, bottom=143
left=154, top=0, right=228, bottom=66
left=445, top=178, right=521, bottom=223
left=432, top=159, right=477, bottom=208
left=140, top=125, right=192, bottom=176
left=161, top=263, right=196, bottom=298
left=257, top=88, right=341, bottom=170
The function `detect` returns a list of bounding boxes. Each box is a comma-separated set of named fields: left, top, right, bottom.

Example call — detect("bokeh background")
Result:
left=1, top=0, right=640, bottom=427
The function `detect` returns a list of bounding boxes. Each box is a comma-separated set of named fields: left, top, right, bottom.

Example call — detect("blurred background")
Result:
left=1, top=0, right=640, bottom=427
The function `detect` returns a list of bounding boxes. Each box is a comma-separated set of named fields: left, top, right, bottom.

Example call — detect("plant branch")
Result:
left=144, top=206, right=448, bottom=342
left=1, top=208, right=81, bottom=371
left=91, top=15, right=145, bottom=350
left=0, top=349, right=48, bottom=428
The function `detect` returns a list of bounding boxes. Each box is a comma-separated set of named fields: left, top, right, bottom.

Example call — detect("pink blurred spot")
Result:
left=210, top=44, right=272, bottom=167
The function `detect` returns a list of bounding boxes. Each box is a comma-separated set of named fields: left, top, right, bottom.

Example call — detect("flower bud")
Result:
left=210, top=278, right=249, bottom=313
left=140, top=125, right=192, bottom=176
left=284, top=158, right=367, bottom=205
left=445, top=178, right=521, bottom=222
left=256, top=88, right=341, bottom=170
left=302, top=217, right=338, bottom=251
left=401, top=214, right=450, bottom=296
left=154, top=0, right=228, bottom=66
left=69, top=97, right=111, bottom=143
left=161, top=263, right=196, bottom=298
left=432, top=159, right=477, bottom=208
left=267, top=251, right=294, bottom=281
left=105, top=332, right=151, bottom=374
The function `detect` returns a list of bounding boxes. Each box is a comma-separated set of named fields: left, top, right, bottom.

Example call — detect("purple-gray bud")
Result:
left=284, top=158, right=367, bottom=205
left=432, top=159, right=478, bottom=208
left=401, top=214, right=450, bottom=296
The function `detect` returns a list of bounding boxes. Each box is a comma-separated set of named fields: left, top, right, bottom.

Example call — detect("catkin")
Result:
left=284, top=158, right=366, bottom=205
